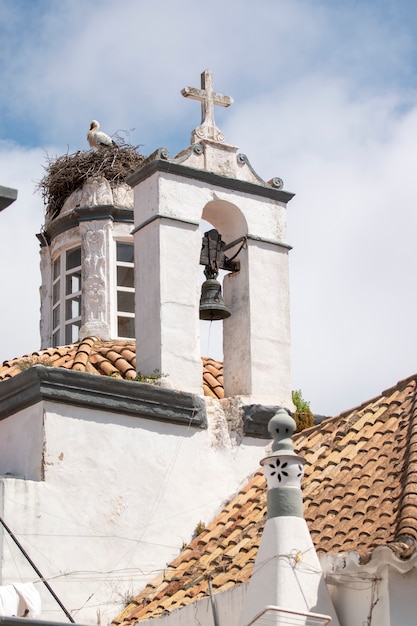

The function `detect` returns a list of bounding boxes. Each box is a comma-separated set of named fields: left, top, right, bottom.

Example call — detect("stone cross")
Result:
left=181, top=69, right=233, bottom=144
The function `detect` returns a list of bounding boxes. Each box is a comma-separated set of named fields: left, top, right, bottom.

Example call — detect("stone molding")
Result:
left=0, top=366, right=207, bottom=428
left=126, top=158, right=294, bottom=203
left=242, top=404, right=281, bottom=438
left=37, top=206, right=134, bottom=245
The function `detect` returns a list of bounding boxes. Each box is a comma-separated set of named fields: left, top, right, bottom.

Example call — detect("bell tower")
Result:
left=128, top=70, right=294, bottom=407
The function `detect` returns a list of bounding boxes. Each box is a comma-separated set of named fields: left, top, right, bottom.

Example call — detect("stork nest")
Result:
left=37, top=144, right=145, bottom=222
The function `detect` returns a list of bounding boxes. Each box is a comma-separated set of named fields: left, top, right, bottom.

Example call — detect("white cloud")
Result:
left=0, top=142, right=48, bottom=360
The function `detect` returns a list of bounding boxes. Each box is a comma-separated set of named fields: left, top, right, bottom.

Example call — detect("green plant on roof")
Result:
left=107, top=369, right=167, bottom=384
left=115, top=583, right=137, bottom=609
left=134, top=370, right=167, bottom=385
left=15, top=356, right=54, bottom=371
left=292, top=389, right=314, bottom=433
left=193, top=520, right=206, bottom=537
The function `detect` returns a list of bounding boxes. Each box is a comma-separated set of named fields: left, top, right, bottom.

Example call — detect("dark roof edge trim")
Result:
left=0, top=617, right=81, bottom=626
left=132, top=213, right=200, bottom=235
left=243, top=404, right=281, bottom=438
left=0, top=366, right=207, bottom=428
left=246, top=233, right=292, bottom=251
left=0, top=185, right=18, bottom=212
left=37, top=206, right=134, bottom=246
left=126, top=159, right=295, bottom=203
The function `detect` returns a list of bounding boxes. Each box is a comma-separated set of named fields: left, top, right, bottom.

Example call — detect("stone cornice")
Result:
left=242, top=404, right=281, bottom=438
left=37, top=205, right=134, bottom=246
left=0, top=366, right=207, bottom=428
left=126, top=158, right=295, bottom=203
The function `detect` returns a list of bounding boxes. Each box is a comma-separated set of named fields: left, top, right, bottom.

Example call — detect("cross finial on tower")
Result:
left=181, top=69, right=233, bottom=144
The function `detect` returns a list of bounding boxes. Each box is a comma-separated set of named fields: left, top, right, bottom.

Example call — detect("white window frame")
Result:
left=52, top=246, right=82, bottom=346
left=115, top=240, right=135, bottom=339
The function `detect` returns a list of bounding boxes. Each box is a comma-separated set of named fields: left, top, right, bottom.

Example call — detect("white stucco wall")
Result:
left=0, top=403, right=44, bottom=480
left=388, top=566, right=417, bottom=624
left=133, top=169, right=292, bottom=407
left=323, top=549, right=417, bottom=626
left=0, top=399, right=268, bottom=625
left=141, top=554, right=417, bottom=626
left=139, top=583, right=248, bottom=626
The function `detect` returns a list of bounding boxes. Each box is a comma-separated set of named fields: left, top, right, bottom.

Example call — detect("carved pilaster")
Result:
left=39, top=245, right=52, bottom=348
left=79, top=222, right=111, bottom=340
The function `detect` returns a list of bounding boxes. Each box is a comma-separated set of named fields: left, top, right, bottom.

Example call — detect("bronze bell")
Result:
left=199, top=277, right=231, bottom=321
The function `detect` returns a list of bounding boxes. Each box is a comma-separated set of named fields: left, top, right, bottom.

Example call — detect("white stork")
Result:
left=87, top=120, right=116, bottom=148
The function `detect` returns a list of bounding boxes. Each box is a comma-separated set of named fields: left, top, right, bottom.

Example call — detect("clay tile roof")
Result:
left=112, top=372, right=417, bottom=624
left=0, top=337, right=223, bottom=399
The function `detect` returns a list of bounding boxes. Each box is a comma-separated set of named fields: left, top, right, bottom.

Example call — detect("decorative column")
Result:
left=239, top=409, right=341, bottom=626
left=79, top=221, right=112, bottom=340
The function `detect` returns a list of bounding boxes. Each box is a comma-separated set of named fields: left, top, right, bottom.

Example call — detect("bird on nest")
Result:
left=87, top=120, right=117, bottom=148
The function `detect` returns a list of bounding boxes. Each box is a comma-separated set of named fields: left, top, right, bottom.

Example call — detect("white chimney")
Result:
left=239, top=409, right=341, bottom=626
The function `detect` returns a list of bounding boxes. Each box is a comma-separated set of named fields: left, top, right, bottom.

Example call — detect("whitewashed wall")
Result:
left=0, top=399, right=268, bottom=625
left=324, top=550, right=417, bottom=626
left=137, top=555, right=417, bottom=626
left=139, top=584, right=248, bottom=626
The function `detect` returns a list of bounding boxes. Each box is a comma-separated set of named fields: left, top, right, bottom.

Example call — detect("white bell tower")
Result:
left=128, top=70, right=294, bottom=407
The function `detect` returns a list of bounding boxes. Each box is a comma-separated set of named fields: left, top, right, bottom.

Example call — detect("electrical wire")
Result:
left=0, top=516, right=75, bottom=622
left=5, top=494, right=222, bottom=548
left=72, top=406, right=199, bottom=616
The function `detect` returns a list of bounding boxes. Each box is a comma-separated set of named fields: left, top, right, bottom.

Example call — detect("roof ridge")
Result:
left=335, top=373, right=417, bottom=420
left=394, top=378, right=417, bottom=548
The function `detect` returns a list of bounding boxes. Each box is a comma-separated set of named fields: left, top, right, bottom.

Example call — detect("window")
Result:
left=116, top=242, right=135, bottom=338
left=52, top=247, right=82, bottom=346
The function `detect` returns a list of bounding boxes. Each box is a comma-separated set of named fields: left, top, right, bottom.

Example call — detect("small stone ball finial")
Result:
left=268, top=408, right=297, bottom=454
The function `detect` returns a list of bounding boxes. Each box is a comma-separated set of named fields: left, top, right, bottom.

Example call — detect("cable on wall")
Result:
left=0, top=516, right=75, bottom=623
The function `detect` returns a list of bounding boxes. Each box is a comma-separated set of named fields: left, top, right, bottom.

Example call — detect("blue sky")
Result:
left=2, top=0, right=417, bottom=415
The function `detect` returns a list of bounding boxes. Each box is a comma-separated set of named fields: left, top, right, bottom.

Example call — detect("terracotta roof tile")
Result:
left=111, top=371, right=417, bottom=624
left=0, top=338, right=224, bottom=399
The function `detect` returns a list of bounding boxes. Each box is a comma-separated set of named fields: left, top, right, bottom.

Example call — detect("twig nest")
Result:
left=37, top=145, right=144, bottom=222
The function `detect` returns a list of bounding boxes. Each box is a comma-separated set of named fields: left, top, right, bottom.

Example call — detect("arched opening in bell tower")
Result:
left=198, top=200, right=248, bottom=361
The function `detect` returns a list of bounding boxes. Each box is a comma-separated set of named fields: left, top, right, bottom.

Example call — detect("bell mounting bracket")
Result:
left=199, top=229, right=239, bottom=279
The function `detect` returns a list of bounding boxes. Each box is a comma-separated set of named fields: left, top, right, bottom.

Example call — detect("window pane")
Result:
left=53, top=257, right=60, bottom=280
left=65, top=321, right=80, bottom=344
left=53, top=280, right=60, bottom=305
left=53, top=331, right=60, bottom=347
left=118, top=316, right=135, bottom=338
left=66, top=296, right=81, bottom=320
left=117, top=266, right=134, bottom=288
left=53, top=306, right=60, bottom=329
left=117, top=291, right=135, bottom=313
left=117, top=242, right=134, bottom=264
left=66, top=271, right=81, bottom=295
left=66, top=247, right=81, bottom=270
